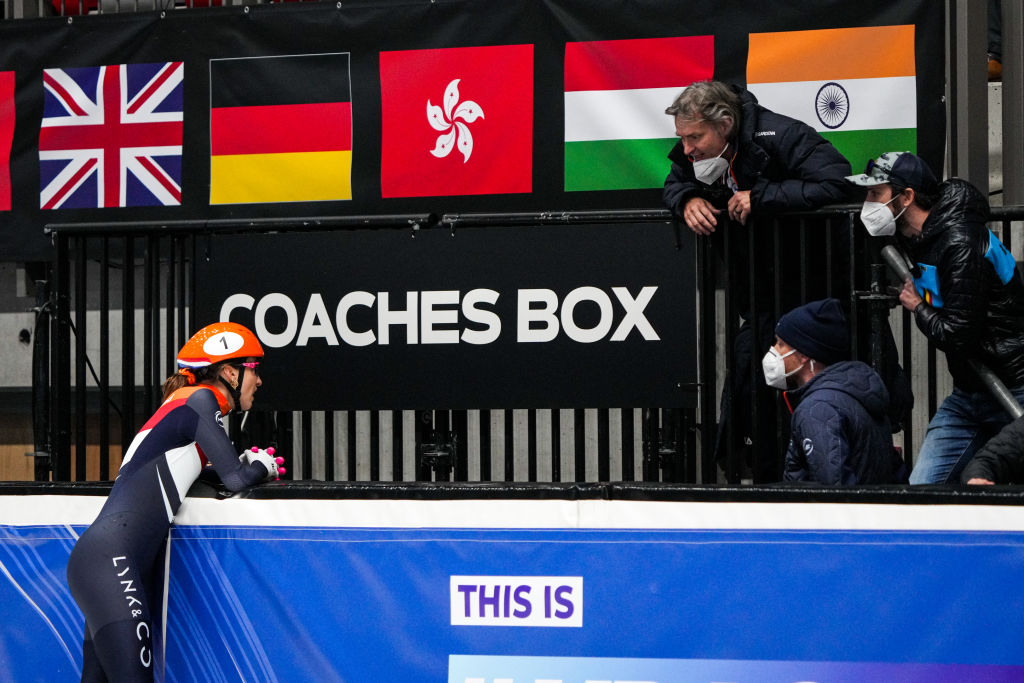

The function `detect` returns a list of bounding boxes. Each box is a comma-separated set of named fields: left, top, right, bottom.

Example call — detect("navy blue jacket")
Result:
left=662, top=85, right=851, bottom=218
left=783, top=361, right=907, bottom=485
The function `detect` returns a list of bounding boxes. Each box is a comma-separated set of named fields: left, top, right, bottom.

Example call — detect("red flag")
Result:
left=380, top=44, right=533, bottom=198
left=0, top=71, right=13, bottom=211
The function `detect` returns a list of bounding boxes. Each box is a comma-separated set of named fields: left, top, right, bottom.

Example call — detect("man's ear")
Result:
left=903, top=186, right=916, bottom=206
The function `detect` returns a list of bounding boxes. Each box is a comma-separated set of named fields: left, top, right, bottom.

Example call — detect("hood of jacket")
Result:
left=912, top=178, right=990, bottom=247
left=785, top=360, right=890, bottom=420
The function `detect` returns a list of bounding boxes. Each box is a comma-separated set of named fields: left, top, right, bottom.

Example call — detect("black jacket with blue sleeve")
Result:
left=899, top=178, right=1024, bottom=392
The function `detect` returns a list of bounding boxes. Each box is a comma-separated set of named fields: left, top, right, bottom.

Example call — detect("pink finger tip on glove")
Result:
left=275, top=456, right=285, bottom=465
left=267, top=447, right=276, bottom=456
left=278, top=467, right=287, bottom=476
left=250, top=446, right=258, bottom=453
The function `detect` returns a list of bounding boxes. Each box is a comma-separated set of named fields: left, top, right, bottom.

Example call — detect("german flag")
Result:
left=209, top=53, right=352, bottom=205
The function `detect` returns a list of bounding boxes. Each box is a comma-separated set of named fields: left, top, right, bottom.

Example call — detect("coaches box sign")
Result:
left=195, top=222, right=694, bottom=410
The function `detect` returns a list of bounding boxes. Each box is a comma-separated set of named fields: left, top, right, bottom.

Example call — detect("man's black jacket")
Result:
left=962, top=415, right=1024, bottom=483
left=662, top=84, right=851, bottom=217
left=899, top=178, right=1024, bottom=392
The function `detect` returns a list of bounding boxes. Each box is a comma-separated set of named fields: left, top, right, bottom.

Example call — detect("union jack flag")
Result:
left=39, top=62, right=183, bottom=209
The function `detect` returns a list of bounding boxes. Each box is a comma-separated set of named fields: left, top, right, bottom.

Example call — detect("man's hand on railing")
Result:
left=682, top=196, right=722, bottom=235
left=727, top=190, right=752, bottom=225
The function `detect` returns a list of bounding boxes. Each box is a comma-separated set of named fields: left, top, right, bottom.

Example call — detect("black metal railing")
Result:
left=39, top=213, right=698, bottom=484
left=36, top=206, right=1024, bottom=485
left=4, top=0, right=326, bottom=21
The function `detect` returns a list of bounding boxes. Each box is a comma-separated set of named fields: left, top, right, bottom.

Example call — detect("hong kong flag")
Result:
left=380, top=44, right=533, bottom=198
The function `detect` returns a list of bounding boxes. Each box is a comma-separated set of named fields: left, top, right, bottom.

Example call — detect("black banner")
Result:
left=196, top=221, right=694, bottom=410
left=0, top=0, right=944, bottom=260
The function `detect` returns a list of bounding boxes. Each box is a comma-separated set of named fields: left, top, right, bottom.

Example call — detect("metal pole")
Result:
left=31, top=277, right=51, bottom=481
left=949, top=0, right=990, bottom=191
left=1002, top=0, right=1023, bottom=204
left=53, top=236, right=72, bottom=481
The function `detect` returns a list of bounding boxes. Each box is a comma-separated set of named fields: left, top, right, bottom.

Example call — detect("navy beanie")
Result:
left=774, top=298, right=849, bottom=366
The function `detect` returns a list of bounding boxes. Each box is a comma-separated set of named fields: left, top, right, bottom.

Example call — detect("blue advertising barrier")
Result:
left=2, top=489, right=1024, bottom=681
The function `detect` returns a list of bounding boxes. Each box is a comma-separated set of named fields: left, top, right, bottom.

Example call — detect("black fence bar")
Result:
left=592, top=410, right=605, bottom=481
left=621, top=408, right=634, bottom=481
left=846, top=212, right=859, bottom=357
left=45, top=213, right=437, bottom=235
left=504, top=410, right=515, bottom=482
left=749, top=214, right=765, bottom=481
left=346, top=411, right=356, bottom=481
left=369, top=410, right=380, bottom=481
left=453, top=410, right=467, bottom=482
left=176, top=235, right=189, bottom=366
left=99, top=238, right=110, bottom=480
left=300, top=410, right=312, bottom=478
left=928, top=344, right=938, bottom=419
left=121, top=236, right=135, bottom=458
left=392, top=411, right=403, bottom=482
left=526, top=410, right=537, bottom=482
left=324, top=410, right=335, bottom=482
left=573, top=409, right=585, bottom=481
left=902, top=306, right=914, bottom=461
left=697, top=237, right=716, bottom=485
left=165, top=239, right=176, bottom=376
left=798, top=219, right=808, bottom=303
left=825, top=216, right=835, bottom=300
left=721, top=215, right=738, bottom=484
left=662, top=409, right=677, bottom=483
left=479, top=410, right=491, bottom=482
left=74, top=237, right=87, bottom=481
left=414, top=410, right=428, bottom=481
left=143, top=237, right=155, bottom=415
left=31, top=272, right=51, bottom=482
left=550, top=409, right=561, bottom=482
left=52, top=234, right=70, bottom=482
left=640, top=408, right=655, bottom=481
left=684, top=408, right=697, bottom=483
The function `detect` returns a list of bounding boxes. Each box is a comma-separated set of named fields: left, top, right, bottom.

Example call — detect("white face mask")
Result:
left=860, top=195, right=907, bottom=237
left=762, top=347, right=804, bottom=390
left=692, top=142, right=730, bottom=185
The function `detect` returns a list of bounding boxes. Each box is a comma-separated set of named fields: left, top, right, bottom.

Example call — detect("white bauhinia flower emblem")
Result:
left=427, top=78, right=484, bottom=163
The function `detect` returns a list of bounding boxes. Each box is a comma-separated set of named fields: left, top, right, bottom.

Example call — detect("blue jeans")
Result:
left=910, top=385, right=1024, bottom=484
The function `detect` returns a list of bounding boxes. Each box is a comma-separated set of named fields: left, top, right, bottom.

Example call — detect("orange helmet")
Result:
left=177, top=322, right=264, bottom=369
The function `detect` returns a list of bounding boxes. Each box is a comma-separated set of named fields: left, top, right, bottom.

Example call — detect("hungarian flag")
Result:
left=210, top=53, right=352, bottom=205
left=380, top=44, right=533, bottom=198
left=746, top=25, right=917, bottom=172
left=0, top=71, right=12, bottom=211
left=564, top=36, right=714, bottom=192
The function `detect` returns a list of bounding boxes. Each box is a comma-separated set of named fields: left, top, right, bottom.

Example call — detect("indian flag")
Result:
left=564, top=36, right=714, bottom=192
left=746, top=25, right=916, bottom=173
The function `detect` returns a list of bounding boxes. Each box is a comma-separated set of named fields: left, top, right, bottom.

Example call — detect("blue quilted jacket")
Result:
left=783, top=361, right=908, bottom=485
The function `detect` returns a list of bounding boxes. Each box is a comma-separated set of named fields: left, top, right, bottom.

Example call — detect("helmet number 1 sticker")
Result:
left=203, top=330, right=245, bottom=357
